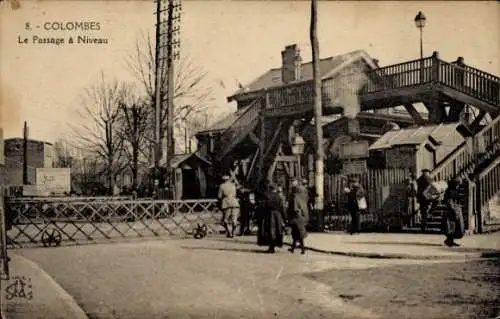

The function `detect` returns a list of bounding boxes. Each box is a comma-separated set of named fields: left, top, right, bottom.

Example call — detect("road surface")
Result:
left=13, top=237, right=500, bottom=319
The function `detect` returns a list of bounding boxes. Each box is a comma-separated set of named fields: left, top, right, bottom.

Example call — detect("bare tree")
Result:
left=52, top=138, right=75, bottom=168
left=125, top=32, right=215, bottom=159
left=72, top=72, right=129, bottom=193
left=117, top=87, right=150, bottom=190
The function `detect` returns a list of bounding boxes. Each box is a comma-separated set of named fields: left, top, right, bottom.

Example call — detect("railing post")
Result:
left=466, top=179, right=476, bottom=234
left=431, top=51, right=440, bottom=84
left=475, top=177, right=483, bottom=233
left=264, top=90, right=270, bottom=109
left=455, top=57, right=465, bottom=89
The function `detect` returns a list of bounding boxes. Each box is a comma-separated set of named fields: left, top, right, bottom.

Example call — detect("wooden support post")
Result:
left=469, top=110, right=487, bottom=132
left=475, top=179, right=483, bottom=234
left=403, top=103, right=426, bottom=125
left=426, top=93, right=446, bottom=124
left=257, top=116, right=265, bottom=184
left=447, top=101, right=465, bottom=122
left=467, top=180, right=476, bottom=234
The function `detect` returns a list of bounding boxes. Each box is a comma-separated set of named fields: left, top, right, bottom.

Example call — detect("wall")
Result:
left=416, top=145, right=435, bottom=173
left=385, top=146, right=418, bottom=171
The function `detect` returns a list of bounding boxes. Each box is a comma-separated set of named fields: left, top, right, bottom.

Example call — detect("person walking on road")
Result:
left=256, top=180, right=286, bottom=254
left=417, top=169, right=433, bottom=232
left=443, top=178, right=465, bottom=247
left=218, top=174, right=240, bottom=238
left=344, top=176, right=367, bottom=235
left=287, top=179, right=309, bottom=254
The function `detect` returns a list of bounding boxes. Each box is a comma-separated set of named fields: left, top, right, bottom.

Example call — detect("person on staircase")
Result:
left=217, top=174, right=240, bottom=238
left=417, top=169, right=433, bottom=232
left=443, top=178, right=465, bottom=247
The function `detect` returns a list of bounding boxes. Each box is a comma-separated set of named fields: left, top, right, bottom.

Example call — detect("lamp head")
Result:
left=414, top=11, right=426, bottom=29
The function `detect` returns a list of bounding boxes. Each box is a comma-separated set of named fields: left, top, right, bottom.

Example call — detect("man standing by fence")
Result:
left=218, top=174, right=240, bottom=238
left=406, top=172, right=418, bottom=225
left=344, top=176, right=367, bottom=235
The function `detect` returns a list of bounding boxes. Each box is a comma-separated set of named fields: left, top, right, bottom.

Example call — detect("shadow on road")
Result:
left=343, top=241, right=444, bottom=247
left=181, top=245, right=271, bottom=254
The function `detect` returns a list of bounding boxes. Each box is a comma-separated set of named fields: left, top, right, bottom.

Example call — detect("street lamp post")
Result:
left=291, top=134, right=306, bottom=179
left=414, top=11, right=426, bottom=59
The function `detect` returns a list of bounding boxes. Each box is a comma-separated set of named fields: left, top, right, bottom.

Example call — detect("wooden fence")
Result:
left=323, top=168, right=411, bottom=230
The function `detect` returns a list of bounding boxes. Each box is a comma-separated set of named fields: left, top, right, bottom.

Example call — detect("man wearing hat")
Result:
left=218, top=174, right=240, bottom=238
left=344, top=176, right=366, bottom=235
left=416, top=169, right=433, bottom=232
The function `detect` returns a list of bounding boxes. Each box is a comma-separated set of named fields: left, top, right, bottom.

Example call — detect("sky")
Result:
left=0, top=0, right=498, bottom=143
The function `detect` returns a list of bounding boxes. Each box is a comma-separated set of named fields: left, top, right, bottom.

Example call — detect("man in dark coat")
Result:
left=256, top=180, right=286, bottom=253
left=443, top=178, right=465, bottom=247
left=344, top=176, right=366, bottom=235
left=287, top=180, right=309, bottom=254
left=417, top=169, right=433, bottom=231
left=237, top=188, right=255, bottom=236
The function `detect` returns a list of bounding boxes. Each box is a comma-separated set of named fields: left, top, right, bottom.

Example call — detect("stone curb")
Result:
left=11, top=255, right=89, bottom=319
left=291, top=243, right=495, bottom=260
left=223, top=237, right=499, bottom=260
left=285, top=241, right=500, bottom=260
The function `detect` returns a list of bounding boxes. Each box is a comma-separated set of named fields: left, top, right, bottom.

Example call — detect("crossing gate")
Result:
left=3, top=197, right=221, bottom=248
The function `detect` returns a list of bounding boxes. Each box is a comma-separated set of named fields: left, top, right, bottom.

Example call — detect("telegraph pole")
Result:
left=154, top=0, right=181, bottom=198
left=310, top=0, right=325, bottom=228
left=22, top=121, right=29, bottom=185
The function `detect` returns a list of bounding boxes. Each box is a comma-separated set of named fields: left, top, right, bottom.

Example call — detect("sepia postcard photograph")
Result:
left=0, top=0, right=499, bottom=318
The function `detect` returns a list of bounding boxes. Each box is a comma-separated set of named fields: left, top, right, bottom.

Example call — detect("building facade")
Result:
left=3, top=138, right=53, bottom=185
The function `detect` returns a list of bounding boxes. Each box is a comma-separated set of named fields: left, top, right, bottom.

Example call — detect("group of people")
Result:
left=217, top=167, right=466, bottom=252
left=407, top=169, right=465, bottom=247
left=217, top=175, right=311, bottom=254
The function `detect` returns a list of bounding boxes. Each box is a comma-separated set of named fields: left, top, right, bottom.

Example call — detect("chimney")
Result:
left=281, top=44, right=302, bottom=84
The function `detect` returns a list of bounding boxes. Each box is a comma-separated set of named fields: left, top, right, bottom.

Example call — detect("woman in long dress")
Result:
left=443, top=178, right=465, bottom=247
left=287, top=180, right=309, bottom=254
left=256, top=181, right=286, bottom=253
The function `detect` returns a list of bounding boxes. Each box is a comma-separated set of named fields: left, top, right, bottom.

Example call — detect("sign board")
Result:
left=342, top=160, right=367, bottom=175
left=339, top=141, right=369, bottom=160
left=36, top=168, right=71, bottom=195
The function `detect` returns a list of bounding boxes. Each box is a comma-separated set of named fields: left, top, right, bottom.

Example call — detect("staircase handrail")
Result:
left=432, top=115, right=500, bottom=181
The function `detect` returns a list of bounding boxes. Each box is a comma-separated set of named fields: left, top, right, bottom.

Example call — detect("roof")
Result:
left=229, top=49, right=377, bottom=99
left=168, top=152, right=212, bottom=169
left=197, top=103, right=254, bottom=134
left=369, top=123, right=464, bottom=150
left=4, top=138, right=53, bottom=146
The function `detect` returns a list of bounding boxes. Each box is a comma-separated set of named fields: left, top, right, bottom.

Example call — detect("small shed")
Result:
left=369, top=123, right=465, bottom=172
left=170, top=152, right=213, bottom=199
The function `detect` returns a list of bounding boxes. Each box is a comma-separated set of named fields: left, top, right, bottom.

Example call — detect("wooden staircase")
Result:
left=414, top=116, right=500, bottom=232
left=215, top=97, right=264, bottom=162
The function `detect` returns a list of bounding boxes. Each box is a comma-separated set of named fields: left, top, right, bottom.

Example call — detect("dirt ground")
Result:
left=306, top=257, right=500, bottom=319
